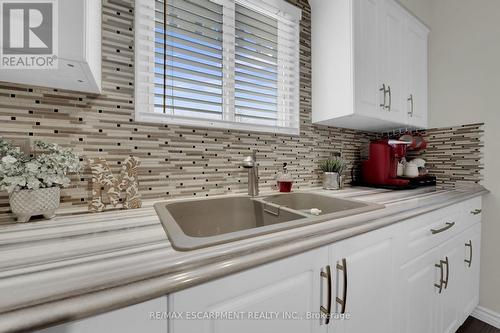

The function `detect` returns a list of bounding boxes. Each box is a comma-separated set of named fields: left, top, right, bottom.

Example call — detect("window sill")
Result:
left=135, top=112, right=300, bottom=136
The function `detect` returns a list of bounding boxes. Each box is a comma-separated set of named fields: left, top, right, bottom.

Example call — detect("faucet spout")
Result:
left=241, top=151, right=259, bottom=197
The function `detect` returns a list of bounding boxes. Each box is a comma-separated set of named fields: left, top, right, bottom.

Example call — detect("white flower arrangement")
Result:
left=0, top=138, right=82, bottom=194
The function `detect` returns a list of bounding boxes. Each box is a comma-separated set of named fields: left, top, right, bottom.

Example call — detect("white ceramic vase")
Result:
left=9, top=187, right=60, bottom=223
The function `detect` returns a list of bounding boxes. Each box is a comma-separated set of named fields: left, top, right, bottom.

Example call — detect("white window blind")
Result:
left=135, top=0, right=302, bottom=135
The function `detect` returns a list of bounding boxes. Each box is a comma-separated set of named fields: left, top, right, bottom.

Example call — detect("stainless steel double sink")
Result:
left=154, top=192, right=384, bottom=251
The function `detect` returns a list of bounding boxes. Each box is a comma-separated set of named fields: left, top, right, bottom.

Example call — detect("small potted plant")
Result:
left=0, top=138, right=82, bottom=222
left=319, top=156, right=347, bottom=190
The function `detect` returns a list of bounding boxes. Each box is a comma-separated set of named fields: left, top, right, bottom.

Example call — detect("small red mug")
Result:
left=278, top=181, right=293, bottom=193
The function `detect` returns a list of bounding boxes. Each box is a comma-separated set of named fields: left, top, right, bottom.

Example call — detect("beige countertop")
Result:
left=0, top=185, right=488, bottom=332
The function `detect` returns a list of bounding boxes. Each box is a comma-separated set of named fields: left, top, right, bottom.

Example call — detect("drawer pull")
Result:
left=336, top=258, right=348, bottom=314
left=465, top=240, right=473, bottom=268
left=320, top=265, right=332, bottom=325
left=435, top=261, right=444, bottom=294
left=470, top=209, right=482, bottom=215
left=431, top=222, right=455, bottom=234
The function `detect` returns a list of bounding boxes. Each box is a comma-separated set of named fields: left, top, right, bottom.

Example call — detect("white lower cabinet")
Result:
left=460, top=223, right=481, bottom=322
left=397, top=222, right=481, bottom=333
left=438, top=235, right=463, bottom=333
left=168, top=226, right=397, bottom=333
left=398, top=244, right=440, bottom=333
left=37, top=198, right=482, bottom=333
left=169, top=247, right=328, bottom=333
left=328, top=228, right=395, bottom=333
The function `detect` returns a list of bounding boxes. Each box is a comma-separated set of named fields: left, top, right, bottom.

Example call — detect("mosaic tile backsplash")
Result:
left=407, top=123, right=484, bottom=186
left=0, top=0, right=376, bottom=222
left=0, top=0, right=483, bottom=223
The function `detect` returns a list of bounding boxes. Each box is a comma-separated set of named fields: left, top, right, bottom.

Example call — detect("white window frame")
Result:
left=134, top=0, right=302, bottom=135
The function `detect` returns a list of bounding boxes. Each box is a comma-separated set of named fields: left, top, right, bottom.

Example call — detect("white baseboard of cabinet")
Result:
left=472, top=306, right=500, bottom=329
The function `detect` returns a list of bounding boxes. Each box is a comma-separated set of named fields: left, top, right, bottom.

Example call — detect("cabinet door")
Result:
left=169, top=248, right=328, bottom=333
left=437, top=237, right=463, bottom=333
left=404, top=15, right=429, bottom=128
left=353, top=0, right=384, bottom=117
left=328, top=227, right=395, bottom=333
left=397, top=247, right=440, bottom=333
left=460, top=223, right=481, bottom=323
left=379, top=0, right=406, bottom=123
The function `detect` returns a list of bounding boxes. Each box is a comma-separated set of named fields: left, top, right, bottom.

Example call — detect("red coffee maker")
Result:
left=361, top=139, right=410, bottom=187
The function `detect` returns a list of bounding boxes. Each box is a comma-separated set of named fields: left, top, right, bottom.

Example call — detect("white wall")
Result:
left=428, top=0, right=500, bottom=315
left=402, top=0, right=500, bottom=315
left=397, top=0, right=433, bottom=27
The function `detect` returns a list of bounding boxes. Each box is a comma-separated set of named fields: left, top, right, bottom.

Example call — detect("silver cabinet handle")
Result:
left=407, top=94, right=414, bottom=117
left=380, top=84, right=387, bottom=108
left=431, top=222, right=455, bottom=234
left=336, top=258, right=348, bottom=314
left=387, top=86, right=392, bottom=111
left=443, top=256, right=449, bottom=289
left=320, top=265, right=332, bottom=325
left=470, top=209, right=482, bottom=215
left=435, top=257, right=449, bottom=293
left=465, top=240, right=473, bottom=268
left=435, top=260, right=444, bottom=294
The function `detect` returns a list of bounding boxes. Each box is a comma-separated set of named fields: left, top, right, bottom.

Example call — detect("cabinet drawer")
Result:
left=401, top=205, right=461, bottom=263
left=400, top=197, right=482, bottom=263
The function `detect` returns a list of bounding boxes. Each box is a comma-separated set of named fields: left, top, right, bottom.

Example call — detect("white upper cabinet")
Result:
left=310, top=0, right=429, bottom=131
left=352, top=0, right=383, bottom=118
left=0, top=0, right=101, bottom=93
left=404, top=13, right=429, bottom=128
left=379, top=0, right=406, bottom=122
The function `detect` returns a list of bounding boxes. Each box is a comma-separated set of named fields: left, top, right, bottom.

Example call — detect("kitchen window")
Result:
left=135, top=0, right=302, bottom=135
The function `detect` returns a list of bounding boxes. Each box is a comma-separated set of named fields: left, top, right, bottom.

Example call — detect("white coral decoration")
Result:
left=0, top=138, right=82, bottom=194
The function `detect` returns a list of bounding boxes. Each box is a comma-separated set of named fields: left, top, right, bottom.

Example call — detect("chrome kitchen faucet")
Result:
left=241, top=150, right=259, bottom=197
